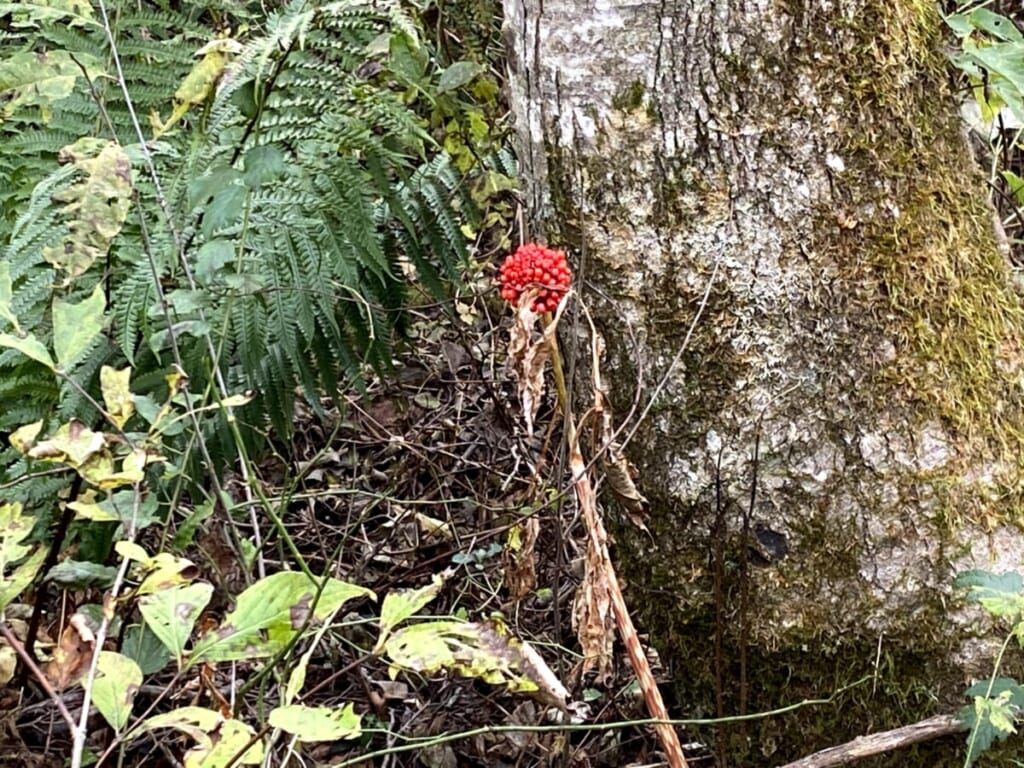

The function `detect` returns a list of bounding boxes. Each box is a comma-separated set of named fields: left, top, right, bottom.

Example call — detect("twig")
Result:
left=776, top=714, right=965, bottom=768
left=1, top=620, right=78, bottom=734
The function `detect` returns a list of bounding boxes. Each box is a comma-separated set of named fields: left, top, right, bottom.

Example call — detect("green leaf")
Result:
left=1002, top=170, right=1024, bottom=207
left=968, top=8, right=1024, bottom=43
left=956, top=570, right=1024, bottom=619
left=961, top=691, right=1020, bottom=766
left=187, top=166, right=244, bottom=207
left=90, top=651, right=142, bottom=732
left=190, top=572, right=373, bottom=665
left=269, top=703, right=362, bottom=741
left=374, top=574, right=445, bottom=653
left=139, top=583, right=214, bottom=667
left=202, top=183, right=248, bottom=239
left=243, top=145, right=287, bottom=188
left=195, top=240, right=235, bottom=286
left=53, top=283, right=106, bottom=370
left=0, top=548, right=46, bottom=612
left=121, top=623, right=171, bottom=675
left=0, top=332, right=54, bottom=370
left=46, top=560, right=117, bottom=590
left=437, top=61, right=482, bottom=94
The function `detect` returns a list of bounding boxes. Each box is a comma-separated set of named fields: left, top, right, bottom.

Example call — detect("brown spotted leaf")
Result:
left=44, top=613, right=94, bottom=689
left=190, top=571, right=373, bottom=665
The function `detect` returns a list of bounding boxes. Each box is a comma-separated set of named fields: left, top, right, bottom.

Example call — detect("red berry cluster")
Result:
left=498, top=243, right=572, bottom=313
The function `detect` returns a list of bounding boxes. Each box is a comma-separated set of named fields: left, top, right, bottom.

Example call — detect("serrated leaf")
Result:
left=0, top=332, right=54, bottom=370
left=269, top=703, right=362, bottom=741
left=956, top=569, right=1024, bottom=618
left=190, top=572, right=373, bottom=665
left=91, top=651, right=142, bottom=732
left=53, top=283, right=106, bottom=369
left=374, top=573, right=446, bottom=653
left=437, top=61, right=482, bottom=94
left=139, top=583, right=213, bottom=667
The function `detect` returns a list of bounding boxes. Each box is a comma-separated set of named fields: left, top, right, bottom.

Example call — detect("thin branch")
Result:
left=777, top=714, right=965, bottom=768
left=1, top=620, right=78, bottom=734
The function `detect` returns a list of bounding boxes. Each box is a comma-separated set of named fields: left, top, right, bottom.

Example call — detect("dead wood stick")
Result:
left=777, top=714, right=965, bottom=768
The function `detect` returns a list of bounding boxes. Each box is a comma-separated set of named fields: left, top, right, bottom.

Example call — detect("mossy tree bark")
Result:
left=504, top=0, right=1024, bottom=763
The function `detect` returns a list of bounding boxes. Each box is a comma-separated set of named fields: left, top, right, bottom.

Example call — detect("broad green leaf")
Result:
left=0, top=332, right=54, bottom=370
left=43, top=140, right=132, bottom=281
left=121, top=623, right=170, bottom=675
left=956, top=570, right=1024, bottom=619
left=195, top=240, right=235, bottom=286
left=139, top=583, right=214, bottom=667
left=53, top=283, right=106, bottom=369
left=0, top=262, right=18, bottom=332
left=374, top=574, right=446, bottom=652
left=0, top=50, right=102, bottom=121
left=437, top=61, right=482, bottom=94
left=187, top=166, right=244, bottom=207
left=243, top=145, right=286, bottom=188
left=100, top=366, right=134, bottom=429
left=269, top=703, right=362, bottom=741
left=202, top=183, right=248, bottom=239
left=968, top=8, right=1024, bottom=42
left=190, top=571, right=373, bottom=665
left=90, top=651, right=142, bottom=732
left=46, top=560, right=117, bottom=590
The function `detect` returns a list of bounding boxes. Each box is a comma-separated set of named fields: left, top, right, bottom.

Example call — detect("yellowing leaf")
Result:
left=126, top=707, right=263, bottom=767
left=101, top=366, right=134, bottom=428
left=27, top=420, right=106, bottom=467
left=269, top=703, right=362, bottom=741
left=43, top=140, right=132, bottom=282
left=139, top=584, right=214, bottom=667
left=0, top=50, right=102, bottom=121
left=9, top=420, right=43, bottom=454
left=374, top=572, right=448, bottom=653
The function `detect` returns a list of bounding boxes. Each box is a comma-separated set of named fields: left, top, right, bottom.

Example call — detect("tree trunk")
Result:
left=503, top=0, right=1024, bottom=764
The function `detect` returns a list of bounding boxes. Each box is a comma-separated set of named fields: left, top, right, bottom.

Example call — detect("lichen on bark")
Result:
left=505, top=0, right=1024, bottom=763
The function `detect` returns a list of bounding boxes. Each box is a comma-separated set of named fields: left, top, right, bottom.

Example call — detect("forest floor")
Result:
left=2, top=271, right=710, bottom=767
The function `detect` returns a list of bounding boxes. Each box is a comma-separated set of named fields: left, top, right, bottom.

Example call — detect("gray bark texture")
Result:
left=503, top=0, right=1024, bottom=763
